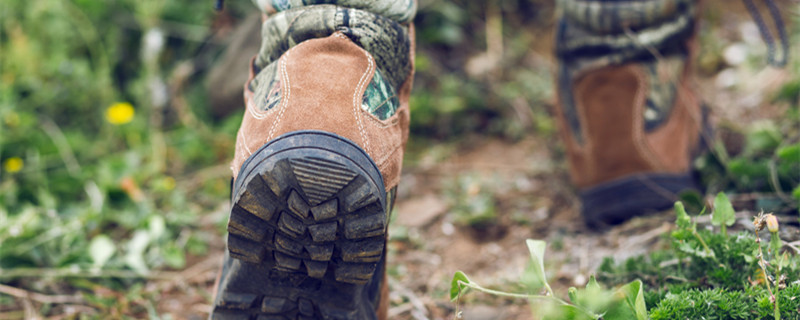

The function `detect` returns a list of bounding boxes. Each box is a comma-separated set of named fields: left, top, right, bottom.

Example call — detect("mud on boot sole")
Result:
left=212, top=131, right=388, bottom=319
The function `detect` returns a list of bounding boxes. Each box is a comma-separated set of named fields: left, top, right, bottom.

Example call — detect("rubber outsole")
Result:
left=580, top=173, right=698, bottom=228
left=211, top=131, right=387, bottom=320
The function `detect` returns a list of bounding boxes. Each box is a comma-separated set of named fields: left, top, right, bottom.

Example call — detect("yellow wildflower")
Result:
left=105, top=102, right=135, bottom=125
left=3, top=157, right=24, bottom=173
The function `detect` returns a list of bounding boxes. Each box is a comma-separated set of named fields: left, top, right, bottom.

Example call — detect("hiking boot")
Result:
left=210, top=2, right=416, bottom=319
left=554, top=0, right=710, bottom=227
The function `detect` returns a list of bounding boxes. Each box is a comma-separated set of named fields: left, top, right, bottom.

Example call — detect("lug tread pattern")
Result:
left=214, top=154, right=386, bottom=319
left=290, top=158, right=357, bottom=206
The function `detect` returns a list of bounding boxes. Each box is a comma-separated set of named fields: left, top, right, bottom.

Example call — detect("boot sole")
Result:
left=212, top=130, right=387, bottom=319
left=580, top=173, right=698, bottom=228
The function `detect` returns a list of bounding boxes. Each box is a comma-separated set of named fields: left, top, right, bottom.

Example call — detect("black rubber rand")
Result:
left=212, top=131, right=388, bottom=320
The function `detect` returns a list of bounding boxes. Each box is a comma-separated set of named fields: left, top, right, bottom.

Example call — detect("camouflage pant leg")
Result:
left=556, top=0, right=697, bottom=69
left=246, top=0, right=415, bottom=120
left=244, top=0, right=415, bottom=121
left=252, top=0, right=415, bottom=22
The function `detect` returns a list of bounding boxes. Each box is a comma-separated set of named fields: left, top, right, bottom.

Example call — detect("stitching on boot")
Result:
left=238, top=130, right=253, bottom=157
left=246, top=65, right=272, bottom=119
left=364, top=104, right=400, bottom=128
left=352, top=42, right=375, bottom=155
left=267, top=45, right=296, bottom=142
left=246, top=92, right=269, bottom=120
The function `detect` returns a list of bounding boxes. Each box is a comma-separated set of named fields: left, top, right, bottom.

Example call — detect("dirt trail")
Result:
left=387, top=136, right=682, bottom=320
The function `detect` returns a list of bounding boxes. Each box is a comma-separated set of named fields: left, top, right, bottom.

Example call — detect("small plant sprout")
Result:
left=753, top=211, right=782, bottom=320
left=765, top=214, right=782, bottom=254
left=450, top=240, right=648, bottom=320
left=712, top=192, right=736, bottom=239
left=673, top=202, right=716, bottom=260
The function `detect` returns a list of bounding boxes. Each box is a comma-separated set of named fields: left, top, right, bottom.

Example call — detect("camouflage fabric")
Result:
left=556, top=0, right=696, bottom=143
left=558, top=0, right=693, bottom=35
left=249, top=1, right=414, bottom=118
left=249, top=61, right=282, bottom=114
left=362, top=68, right=399, bottom=120
left=253, top=0, right=416, bottom=23
left=642, top=56, right=683, bottom=131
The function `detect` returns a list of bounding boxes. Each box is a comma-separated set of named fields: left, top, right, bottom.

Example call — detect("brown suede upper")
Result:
left=232, top=33, right=413, bottom=191
left=557, top=63, right=702, bottom=189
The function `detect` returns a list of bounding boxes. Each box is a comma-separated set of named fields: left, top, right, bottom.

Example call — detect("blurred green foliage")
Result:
left=0, top=0, right=246, bottom=315
left=445, top=174, right=499, bottom=228
left=411, top=0, right=555, bottom=139
left=695, top=122, right=800, bottom=213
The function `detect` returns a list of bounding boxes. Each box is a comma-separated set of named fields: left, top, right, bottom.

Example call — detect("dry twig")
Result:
left=0, top=284, right=83, bottom=305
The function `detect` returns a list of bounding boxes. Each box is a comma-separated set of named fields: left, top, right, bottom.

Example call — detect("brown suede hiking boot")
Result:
left=555, top=0, right=709, bottom=227
left=210, top=3, right=415, bottom=319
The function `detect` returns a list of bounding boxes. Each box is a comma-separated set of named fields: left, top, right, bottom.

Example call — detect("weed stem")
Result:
left=456, top=281, right=600, bottom=319
left=755, top=228, right=780, bottom=320
left=0, top=268, right=179, bottom=280
left=692, top=230, right=717, bottom=262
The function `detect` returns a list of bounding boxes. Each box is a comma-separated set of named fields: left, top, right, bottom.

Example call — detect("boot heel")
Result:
left=213, top=130, right=387, bottom=319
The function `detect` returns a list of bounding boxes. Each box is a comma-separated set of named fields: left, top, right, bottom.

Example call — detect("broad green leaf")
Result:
left=614, top=280, right=648, bottom=320
left=522, top=262, right=545, bottom=292
left=89, top=235, right=116, bottom=268
left=450, top=270, right=471, bottom=301
left=712, top=192, right=735, bottom=227
left=524, top=239, right=548, bottom=292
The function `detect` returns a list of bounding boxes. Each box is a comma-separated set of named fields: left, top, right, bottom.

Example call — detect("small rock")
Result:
left=573, top=274, right=587, bottom=287
left=442, top=222, right=456, bottom=236
left=395, top=194, right=449, bottom=227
